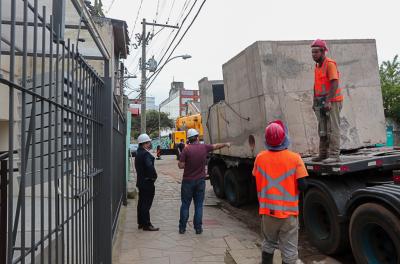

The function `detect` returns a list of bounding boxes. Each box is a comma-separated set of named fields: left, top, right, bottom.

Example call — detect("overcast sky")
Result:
left=103, top=0, right=400, bottom=104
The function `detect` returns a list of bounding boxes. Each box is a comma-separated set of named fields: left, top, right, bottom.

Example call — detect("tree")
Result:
left=131, top=110, right=174, bottom=140
left=379, top=55, right=400, bottom=122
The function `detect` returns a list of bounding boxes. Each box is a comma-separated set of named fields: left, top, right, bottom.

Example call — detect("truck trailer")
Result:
left=199, top=39, right=400, bottom=263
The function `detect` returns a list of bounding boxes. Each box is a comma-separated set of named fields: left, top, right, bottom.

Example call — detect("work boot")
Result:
left=143, top=225, right=159, bottom=231
left=262, top=252, right=273, bottom=264
left=322, top=156, right=341, bottom=164
left=311, top=155, right=327, bottom=162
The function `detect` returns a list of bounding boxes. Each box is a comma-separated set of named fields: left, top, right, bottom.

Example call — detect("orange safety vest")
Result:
left=314, top=57, right=344, bottom=102
left=252, top=150, right=307, bottom=218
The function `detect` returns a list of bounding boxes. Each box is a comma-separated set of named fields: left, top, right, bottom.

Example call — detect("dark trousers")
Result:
left=179, top=178, right=206, bottom=230
left=137, top=181, right=155, bottom=227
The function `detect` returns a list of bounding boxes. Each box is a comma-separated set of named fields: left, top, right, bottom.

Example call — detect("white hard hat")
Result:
left=137, top=133, right=151, bottom=144
left=187, top=128, right=199, bottom=138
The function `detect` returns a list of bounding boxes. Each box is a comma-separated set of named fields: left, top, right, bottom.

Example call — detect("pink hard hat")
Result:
left=265, top=120, right=286, bottom=147
left=311, top=39, right=328, bottom=51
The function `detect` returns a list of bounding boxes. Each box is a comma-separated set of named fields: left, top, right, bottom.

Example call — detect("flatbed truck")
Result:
left=207, top=147, right=400, bottom=263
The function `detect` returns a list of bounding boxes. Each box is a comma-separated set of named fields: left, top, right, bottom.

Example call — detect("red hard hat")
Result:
left=311, top=39, right=328, bottom=51
left=265, top=120, right=286, bottom=147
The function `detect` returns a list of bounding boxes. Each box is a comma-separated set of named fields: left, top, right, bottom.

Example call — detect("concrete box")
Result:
left=200, top=39, right=386, bottom=158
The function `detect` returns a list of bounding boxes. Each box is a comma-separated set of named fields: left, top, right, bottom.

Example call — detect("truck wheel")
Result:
left=303, top=188, right=348, bottom=254
left=350, top=203, right=400, bottom=264
left=224, top=168, right=248, bottom=207
left=210, top=166, right=225, bottom=198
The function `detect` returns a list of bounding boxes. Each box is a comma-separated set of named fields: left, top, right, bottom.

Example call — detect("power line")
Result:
left=125, top=0, right=145, bottom=69
left=128, top=0, right=192, bottom=88
left=158, top=0, right=167, bottom=21
left=128, top=0, right=190, bottom=68
left=154, top=0, right=161, bottom=22
left=154, top=0, right=191, bottom=60
left=156, top=29, right=176, bottom=59
left=143, top=0, right=207, bottom=95
left=129, top=0, right=144, bottom=40
left=166, top=0, right=176, bottom=24
left=126, top=0, right=146, bottom=69
left=155, top=0, right=198, bottom=68
left=177, top=0, right=191, bottom=22
left=147, top=0, right=203, bottom=85
left=105, top=0, right=117, bottom=14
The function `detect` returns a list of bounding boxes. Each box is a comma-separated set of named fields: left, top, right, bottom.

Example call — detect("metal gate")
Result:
left=0, top=0, right=126, bottom=263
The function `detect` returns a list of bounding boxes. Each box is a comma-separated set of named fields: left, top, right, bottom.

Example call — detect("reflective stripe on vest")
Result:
left=255, top=166, right=299, bottom=217
left=314, top=58, right=343, bottom=102
left=257, top=167, right=299, bottom=203
left=259, top=202, right=298, bottom=212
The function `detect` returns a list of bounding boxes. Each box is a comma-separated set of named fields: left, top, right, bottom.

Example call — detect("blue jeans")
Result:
left=179, top=178, right=206, bottom=231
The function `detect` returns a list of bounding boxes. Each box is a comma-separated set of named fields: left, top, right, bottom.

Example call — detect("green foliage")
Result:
left=131, top=110, right=174, bottom=140
left=380, top=55, right=400, bottom=122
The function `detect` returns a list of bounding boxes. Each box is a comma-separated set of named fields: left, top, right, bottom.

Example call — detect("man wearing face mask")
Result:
left=135, top=133, right=159, bottom=231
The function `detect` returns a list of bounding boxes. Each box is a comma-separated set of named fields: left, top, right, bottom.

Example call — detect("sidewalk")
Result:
left=112, top=157, right=263, bottom=264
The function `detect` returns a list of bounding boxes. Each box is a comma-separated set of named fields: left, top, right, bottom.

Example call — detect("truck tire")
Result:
left=303, top=188, right=348, bottom=254
left=350, top=203, right=400, bottom=264
left=210, top=166, right=225, bottom=198
left=224, top=168, right=248, bottom=207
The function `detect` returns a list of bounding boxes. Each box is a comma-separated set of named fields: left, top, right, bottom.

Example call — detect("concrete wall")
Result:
left=0, top=121, right=9, bottom=151
left=202, top=39, right=386, bottom=158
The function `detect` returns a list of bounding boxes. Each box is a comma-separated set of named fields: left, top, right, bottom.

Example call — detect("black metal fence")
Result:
left=0, top=0, right=126, bottom=263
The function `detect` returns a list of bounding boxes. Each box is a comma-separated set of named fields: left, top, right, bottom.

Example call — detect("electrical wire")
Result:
left=156, top=29, right=176, bottom=59
left=154, top=0, right=161, bottom=22
left=105, top=0, right=117, bottom=14
left=158, top=0, right=167, bottom=21
left=142, top=0, right=207, bottom=95
left=155, top=0, right=198, bottom=68
left=166, top=0, right=176, bottom=24
left=154, top=0, right=191, bottom=61
left=125, top=0, right=145, bottom=69
left=128, top=0, right=194, bottom=90
left=129, top=0, right=144, bottom=41
left=177, top=0, right=191, bottom=23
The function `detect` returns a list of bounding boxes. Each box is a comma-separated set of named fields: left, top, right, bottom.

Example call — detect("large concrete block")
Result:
left=200, top=39, right=386, bottom=158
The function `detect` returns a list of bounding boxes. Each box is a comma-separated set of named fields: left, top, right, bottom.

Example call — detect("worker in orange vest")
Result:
left=252, top=120, right=308, bottom=264
left=311, top=39, right=344, bottom=163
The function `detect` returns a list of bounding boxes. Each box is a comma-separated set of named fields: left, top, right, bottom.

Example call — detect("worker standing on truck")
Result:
left=135, top=134, right=159, bottom=231
left=252, top=120, right=308, bottom=264
left=178, top=128, right=230, bottom=234
left=311, top=39, right=344, bottom=163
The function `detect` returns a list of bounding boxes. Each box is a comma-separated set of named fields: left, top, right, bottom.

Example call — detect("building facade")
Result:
left=160, top=81, right=200, bottom=120
left=128, top=96, right=157, bottom=114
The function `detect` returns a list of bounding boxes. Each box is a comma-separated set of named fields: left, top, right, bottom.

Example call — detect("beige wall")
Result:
left=0, top=121, right=8, bottom=151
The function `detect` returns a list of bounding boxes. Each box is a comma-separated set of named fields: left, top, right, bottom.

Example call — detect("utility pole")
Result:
left=140, top=18, right=147, bottom=133
left=137, top=19, right=179, bottom=134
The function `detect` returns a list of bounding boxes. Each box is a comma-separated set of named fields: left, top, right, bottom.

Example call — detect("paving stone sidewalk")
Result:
left=112, top=162, right=263, bottom=264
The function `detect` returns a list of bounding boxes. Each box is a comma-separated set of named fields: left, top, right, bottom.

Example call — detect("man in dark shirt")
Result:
left=135, top=134, right=159, bottom=231
left=178, top=129, right=230, bottom=234
left=177, top=139, right=185, bottom=155
left=176, top=139, right=185, bottom=160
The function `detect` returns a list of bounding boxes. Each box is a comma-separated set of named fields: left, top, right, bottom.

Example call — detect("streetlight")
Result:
left=157, top=54, right=192, bottom=144
left=151, top=55, right=192, bottom=76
